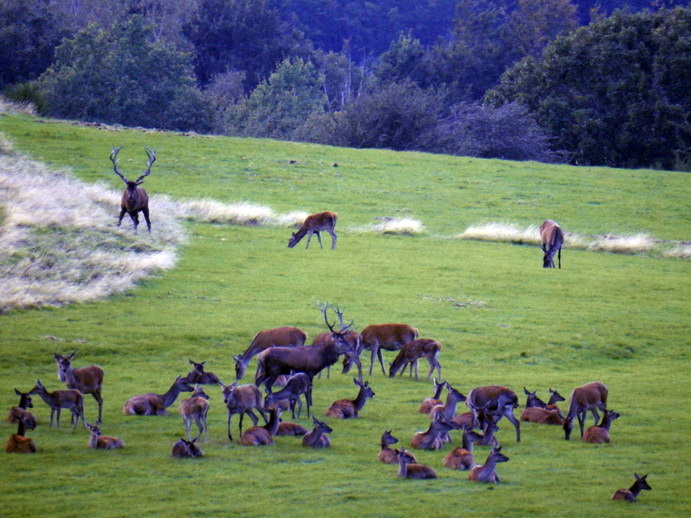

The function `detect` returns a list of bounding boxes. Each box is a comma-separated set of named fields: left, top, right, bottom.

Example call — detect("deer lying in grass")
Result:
left=5, top=433, right=36, bottom=453
left=612, top=474, right=652, bottom=502
left=86, top=423, right=124, bottom=450
left=7, top=388, right=37, bottom=435
left=430, top=383, right=466, bottom=443
left=110, top=145, right=156, bottom=232
left=276, top=420, right=308, bottom=436
left=563, top=381, right=608, bottom=440
left=468, top=446, right=509, bottom=483
left=378, top=430, right=407, bottom=464
left=122, top=376, right=194, bottom=416
left=30, top=379, right=85, bottom=429
left=467, top=385, right=521, bottom=442
left=388, top=338, right=442, bottom=380
left=179, top=385, right=210, bottom=442
left=410, top=413, right=458, bottom=451
left=443, top=426, right=484, bottom=470
left=54, top=351, right=104, bottom=424
left=184, top=360, right=223, bottom=386
left=582, top=409, right=620, bottom=443
left=239, top=407, right=281, bottom=446
left=521, top=387, right=566, bottom=425
left=288, top=211, right=338, bottom=249
left=325, top=378, right=375, bottom=419
left=264, top=372, right=312, bottom=419
left=222, top=383, right=267, bottom=441
left=172, top=437, right=203, bottom=458
left=395, top=448, right=437, bottom=479
left=234, top=326, right=307, bottom=381
left=419, top=378, right=446, bottom=414
left=302, top=417, right=333, bottom=448
left=359, top=323, right=418, bottom=376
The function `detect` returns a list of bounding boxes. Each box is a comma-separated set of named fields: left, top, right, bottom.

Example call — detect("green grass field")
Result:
left=0, top=112, right=689, bottom=517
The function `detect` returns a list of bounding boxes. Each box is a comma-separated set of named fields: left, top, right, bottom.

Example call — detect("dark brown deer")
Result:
left=172, top=436, right=203, bottom=458
left=234, top=326, right=307, bottom=381
left=468, top=446, right=509, bottom=483
left=395, top=448, right=437, bottom=479
left=110, top=146, right=156, bottom=232
left=184, top=360, right=223, bottom=386
left=311, top=329, right=362, bottom=381
left=388, top=338, right=442, bottom=380
left=86, top=423, right=124, bottom=449
left=583, top=409, right=620, bottom=443
left=239, top=406, right=282, bottom=446
left=612, top=474, right=652, bottom=502
left=54, top=351, right=104, bottom=424
left=467, top=385, right=521, bottom=442
left=288, top=211, right=338, bottom=249
left=443, top=426, right=484, bottom=470
left=419, top=379, right=446, bottom=414
left=7, top=388, right=37, bottom=436
left=122, top=376, right=194, bottom=416
left=30, top=379, right=85, bottom=429
left=222, top=382, right=267, bottom=441
left=264, top=372, right=312, bottom=419
left=360, top=323, right=419, bottom=376
left=563, top=381, right=608, bottom=440
left=302, top=417, right=333, bottom=448
left=179, top=385, right=210, bottom=442
left=539, top=219, right=564, bottom=268
left=325, top=378, right=375, bottom=419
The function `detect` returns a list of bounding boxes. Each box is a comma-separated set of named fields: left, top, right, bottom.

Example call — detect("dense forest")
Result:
left=1, top=0, right=689, bottom=169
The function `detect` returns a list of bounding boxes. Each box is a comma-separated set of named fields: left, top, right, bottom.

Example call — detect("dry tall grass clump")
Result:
left=369, top=217, right=425, bottom=235
left=180, top=199, right=307, bottom=227
left=0, top=96, right=37, bottom=116
left=458, top=222, right=540, bottom=244
left=588, top=234, right=655, bottom=254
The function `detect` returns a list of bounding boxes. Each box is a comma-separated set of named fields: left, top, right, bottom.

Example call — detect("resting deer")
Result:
left=540, top=219, right=564, bottom=268
left=5, top=433, right=36, bottom=453
left=443, top=427, right=484, bottom=470
left=325, top=378, right=375, bottom=419
left=520, top=387, right=565, bottom=425
left=612, top=473, right=652, bottom=502
left=378, top=430, right=412, bottom=464
left=54, top=351, right=104, bottom=424
left=419, top=379, right=446, bottom=414
left=410, top=413, right=458, bottom=451
left=7, top=388, right=37, bottom=435
left=288, top=211, right=338, bottom=249
left=184, top=360, right=223, bottom=386
left=179, top=385, right=210, bottom=442
left=467, top=385, right=521, bottom=442
left=583, top=409, right=620, bottom=443
left=388, top=338, right=442, bottom=380
left=234, top=326, right=307, bottom=381
left=468, top=446, right=509, bottom=483
left=359, top=323, right=418, bottom=376
left=264, top=372, right=312, bottom=419
left=110, top=146, right=156, bottom=232
left=239, top=407, right=281, bottom=446
left=86, top=423, right=124, bottom=449
left=276, top=420, right=308, bottom=436
left=172, top=437, right=203, bottom=458
left=563, top=381, right=608, bottom=440
left=30, top=379, right=85, bottom=429
left=395, top=448, right=437, bottom=479
left=122, top=376, right=194, bottom=416
left=222, top=382, right=267, bottom=441
left=302, top=417, right=333, bottom=448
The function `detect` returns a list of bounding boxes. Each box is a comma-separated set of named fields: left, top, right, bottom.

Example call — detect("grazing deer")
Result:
left=469, top=446, right=509, bottom=483
left=360, top=323, right=419, bottom=376
left=539, top=219, right=564, bottom=268
left=179, top=385, right=210, bottom=442
left=288, top=211, right=338, bottom=249
left=222, top=383, right=267, bottom=441
left=30, top=379, right=85, bottom=429
left=443, top=427, right=484, bottom=470
left=239, top=407, right=282, bottom=446
left=264, top=372, right=312, bottom=419
left=172, top=437, right=203, bottom=458
left=410, top=413, right=458, bottom=451
left=86, top=423, right=124, bottom=449
left=184, top=360, right=223, bottom=386
left=54, top=351, right=104, bottom=424
left=302, top=417, right=333, bottom=448
left=233, top=326, right=307, bottom=381
left=325, top=378, right=375, bottom=419
left=395, top=448, right=437, bottom=479
left=110, top=146, right=156, bottom=232
left=583, top=409, right=620, bottom=443
left=563, top=381, right=608, bottom=440
left=612, top=473, right=652, bottom=502
left=467, top=385, right=521, bottom=442
left=419, top=379, right=446, bottom=414
left=122, top=376, right=194, bottom=416
left=7, top=388, right=37, bottom=435
left=388, top=338, right=442, bottom=381
left=5, top=434, right=36, bottom=453
left=378, top=430, right=411, bottom=464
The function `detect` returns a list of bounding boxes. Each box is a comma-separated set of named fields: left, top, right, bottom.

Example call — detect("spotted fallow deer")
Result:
left=563, top=381, right=608, bottom=440
left=54, top=351, right=104, bottom=424
left=288, top=211, right=338, bottom=249
left=612, top=473, right=652, bottom=501
left=110, top=146, right=156, bottom=232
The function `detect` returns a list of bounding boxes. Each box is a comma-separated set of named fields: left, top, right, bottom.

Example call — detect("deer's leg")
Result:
left=376, top=347, right=387, bottom=375
left=227, top=412, right=234, bottom=441
left=503, top=407, right=521, bottom=442
left=93, top=391, right=103, bottom=424
left=130, top=211, right=139, bottom=232
left=142, top=207, right=151, bottom=232
left=117, top=208, right=127, bottom=227
left=328, top=229, right=337, bottom=249
left=305, top=231, right=313, bottom=249
left=315, top=231, right=323, bottom=249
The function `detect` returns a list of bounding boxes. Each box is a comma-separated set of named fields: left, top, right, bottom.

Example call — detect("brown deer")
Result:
left=122, top=376, right=194, bottom=416
left=7, top=388, right=37, bottom=435
left=222, top=382, right=267, bottom=441
left=325, top=378, right=375, bottom=419
left=520, top=387, right=565, bottom=425
left=612, top=473, right=652, bottom=501
left=395, top=448, right=437, bottom=479
left=110, top=146, right=156, bottom=232
left=30, top=379, right=85, bottom=429
left=288, top=211, right=338, bottom=249
left=183, top=360, right=223, bottom=386
left=54, top=351, right=104, bottom=424
left=179, top=385, right=210, bottom=442
left=468, top=446, right=509, bottom=483
left=539, top=219, right=564, bottom=268
left=360, top=323, right=419, bottom=376
left=5, top=434, right=36, bottom=453
left=302, top=417, right=333, bottom=448
left=172, top=436, right=203, bottom=458
left=429, top=383, right=466, bottom=422
left=419, top=379, right=446, bottom=414
left=410, top=413, right=458, bottom=451
left=388, top=338, right=442, bottom=381
left=378, top=430, right=413, bottom=464
left=467, top=385, right=521, bottom=442
left=234, top=326, right=307, bottom=381
left=276, top=420, right=309, bottom=436
left=583, top=409, right=620, bottom=443
left=563, top=381, right=608, bottom=440
left=264, top=372, right=312, bottom=419
left=443, top=426, right=484, bottom=470
left=239, top=406, right=282, bottom=446
left=311, top=329, right=362, bottom=381
left=86, top=423, right=124, bottom=449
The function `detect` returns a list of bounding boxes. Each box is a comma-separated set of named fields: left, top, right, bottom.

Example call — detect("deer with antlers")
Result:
left=110, top=146, right=156, bottom=232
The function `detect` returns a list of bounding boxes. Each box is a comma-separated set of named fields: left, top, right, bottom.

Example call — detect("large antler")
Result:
left=110, top=146, right=128, bottom=184
left=135, top=146, right=156, bottom=184
left=318, top=302, right=353, bottom=334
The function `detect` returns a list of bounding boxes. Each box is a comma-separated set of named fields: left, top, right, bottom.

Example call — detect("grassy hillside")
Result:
left=0, top=112, right=689, bottom=517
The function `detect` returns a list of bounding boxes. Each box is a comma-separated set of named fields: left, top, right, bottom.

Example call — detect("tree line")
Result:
left=1, top=0, right=688, bottom=169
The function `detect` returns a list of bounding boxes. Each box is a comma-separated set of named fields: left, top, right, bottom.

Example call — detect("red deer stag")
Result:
left=221, top=382, right=267, bottom=441
left=443, top=426, right=484, bottom=470
left=388, top=338, right=442, bottom=381
left=325, top=378, right=375, bottom=419
left=264, top=372, right=312, bottom=419
left=239, top=406, right=282, bottom=446
left=468, top=446, right=509, bottom=483
left=311, top=329, right=362, bottom=381
left=54, top=351, right=104, bottom=424
left=395, top=448, right=437, bottom=479
left=234, top=326, right=307, bottom=381
left=539, top=219, right=564, bottom=268
left=179, top=385, right=210, bottom=442
left=419, top=379, right=447, bottom=414
left=583, top=409, right=620, bottom=443
left=7, top=388, right=37, bottom=435
left=467, top=385, right=521, bottom=442
left=184, top=360, right=223, bottom=386
left=359, top=323, right=418, bottom=376
left=612, top=474, right=652, bottom=502
left=563, top=381, right=608, bottom=440
left=172, top=437, right=203, bottom=458
left=302, top=417, right=333, bottom=448
left=30, top=379, right=85, bottom=429
left=122, top=376, right=194, bottom=416
left=86, top=423, right=124, bottom=450
left=288, top=211, right=338, bottom=249
left=110, top=146, right=156, bottom=232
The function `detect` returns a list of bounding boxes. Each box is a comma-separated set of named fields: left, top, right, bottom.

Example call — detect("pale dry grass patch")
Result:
left=181, top=199, right=276, bottom=225
left=662, top=244, right=691, bottom=259
left=458, top=222, right=540, bottom=244
left=369, top=217, right=425, bottom=235
left=588, top=233, right=655, bottom=253
left=0, top=96, right=37, bottom=116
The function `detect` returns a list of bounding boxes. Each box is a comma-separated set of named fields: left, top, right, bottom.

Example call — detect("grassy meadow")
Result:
left=0, top=112, right=689, bottom=517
